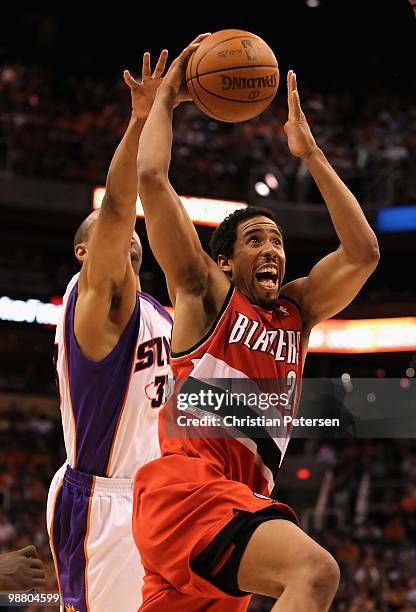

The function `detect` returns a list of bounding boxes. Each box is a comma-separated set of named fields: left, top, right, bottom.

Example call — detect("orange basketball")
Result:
left=186, top=29, right=279, bottom=123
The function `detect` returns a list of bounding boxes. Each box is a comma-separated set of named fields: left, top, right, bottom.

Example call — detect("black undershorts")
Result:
left=192, top=504, right=298, bottom=597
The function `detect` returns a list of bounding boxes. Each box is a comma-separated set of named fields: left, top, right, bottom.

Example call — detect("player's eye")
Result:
left=249, top=236, right=259, bottom=244
left=272, top=239, right=281, bottom=246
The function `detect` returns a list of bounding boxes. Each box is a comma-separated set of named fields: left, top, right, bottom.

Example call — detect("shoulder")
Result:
left=139, top=292, right=173, bottom=326
left=278, top=294, right=301, bottom=312
left=61, top=275, right=80, bottom=324
left=279, top=278, right=309, bottom=326
left=63, top=274, right=80, bottom=301
left=279, top=278, right=305, bottom=304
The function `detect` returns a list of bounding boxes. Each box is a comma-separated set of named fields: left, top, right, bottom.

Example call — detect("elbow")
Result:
left=137, top=163, right=166, bottom=187
left=372, top=243, right=380, bottom=264
left=366, top=239, right=380, bottom=267
left=343, top=239, right=380, bottom=270
left=344, top=239, right=380, bottom=275
left=358, top=241, right=380, bottom=271
left=100, top=192, right=127, bottom=216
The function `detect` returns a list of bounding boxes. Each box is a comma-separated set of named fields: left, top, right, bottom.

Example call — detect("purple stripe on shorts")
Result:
left=52, top=466, right=93, bottom=612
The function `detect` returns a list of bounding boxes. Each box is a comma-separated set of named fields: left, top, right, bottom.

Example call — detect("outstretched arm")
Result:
left=76, top=51, right=168, bottom=360
left=281, top=71, right=380, bottom=329
left=137, top=35, right=228, bottom=306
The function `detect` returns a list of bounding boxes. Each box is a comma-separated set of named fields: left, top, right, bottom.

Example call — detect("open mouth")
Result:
left=255, top=269, right=279, bottom=291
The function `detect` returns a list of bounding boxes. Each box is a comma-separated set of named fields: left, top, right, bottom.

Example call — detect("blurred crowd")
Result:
left=1, top=63, right=415, bottom=205
left=250, top=439, right=416, bottom=611
left=1, top=400, right=416, bottom=610
left=0, top=406, right=63, bottom=610
left=313, top=440, right=416, bottom=611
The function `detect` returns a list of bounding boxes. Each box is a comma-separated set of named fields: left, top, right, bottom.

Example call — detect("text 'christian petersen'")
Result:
left=176, top=414, right=341, bottom=429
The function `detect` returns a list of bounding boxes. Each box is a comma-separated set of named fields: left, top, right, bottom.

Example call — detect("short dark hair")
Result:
left=73, top=210, right=100, bottom=249
left=209, top=206, right=281, bottom=261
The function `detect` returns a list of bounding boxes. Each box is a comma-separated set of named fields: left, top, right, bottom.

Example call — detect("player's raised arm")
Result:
left=137, top=35, right=228, bottom=307
left=75, top=51, right=168, bottom=359
left=80, top=50, right=168, bottom=292
left=281, top=70, right=380, bottom=329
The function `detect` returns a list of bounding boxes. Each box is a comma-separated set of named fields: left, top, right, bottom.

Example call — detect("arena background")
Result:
left=0, top=1, right=415, bottom=609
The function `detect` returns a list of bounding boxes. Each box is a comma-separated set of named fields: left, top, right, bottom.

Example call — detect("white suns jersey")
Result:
left=54, top=274, right=172, bottom=478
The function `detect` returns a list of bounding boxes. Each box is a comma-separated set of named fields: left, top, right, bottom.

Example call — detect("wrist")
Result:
left=156, top=83, right=176, bottom=108
left=131, top=110, right=148, bottom=124
left=301, top=145, right=324, bottom=164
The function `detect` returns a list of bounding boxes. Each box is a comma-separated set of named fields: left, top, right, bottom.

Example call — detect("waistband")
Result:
left=64, top=464, right=134, bottom=495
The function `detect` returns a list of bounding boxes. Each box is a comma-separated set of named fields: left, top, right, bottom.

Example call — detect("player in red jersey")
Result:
left=132, top=36, right=380, bottom=611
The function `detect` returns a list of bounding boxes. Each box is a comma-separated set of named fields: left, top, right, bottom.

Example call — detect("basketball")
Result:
left=186, top=30, right=279, bottom=123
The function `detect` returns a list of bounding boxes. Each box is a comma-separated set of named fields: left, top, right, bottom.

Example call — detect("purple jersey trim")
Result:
left=139, top=291, right=173, bottom=325
left=64, top=283, right=141, bottom=476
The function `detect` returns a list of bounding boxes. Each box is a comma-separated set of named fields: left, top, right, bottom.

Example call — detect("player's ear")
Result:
left=217, top=254, right=232, bottom=274
left=74, top=243, right=88, bottom=263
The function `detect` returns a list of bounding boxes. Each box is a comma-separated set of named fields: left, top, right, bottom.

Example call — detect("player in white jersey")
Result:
left=46, top=50, right=172, bottom=612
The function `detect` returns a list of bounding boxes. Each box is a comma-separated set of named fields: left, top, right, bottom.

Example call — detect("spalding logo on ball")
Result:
left=186, top=29, right=279, bottom=123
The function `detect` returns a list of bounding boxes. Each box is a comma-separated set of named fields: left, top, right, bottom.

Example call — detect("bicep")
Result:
left=139, top=174, right=210, bottom=295
left=283, top=247, right=378, bottom=327
left=75, top=266, right=137, bottom=360
left=84, top=196, right=137, bottom=290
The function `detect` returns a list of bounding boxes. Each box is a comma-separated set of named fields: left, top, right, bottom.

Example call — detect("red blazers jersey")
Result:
left=161, top=285, right=304, bottom=495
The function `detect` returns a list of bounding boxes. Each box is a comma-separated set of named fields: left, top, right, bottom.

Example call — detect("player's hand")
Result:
left=161, top=33, right=210, bottom=107
left=284, top=70, right=318, bottom=160
left=124, top=50, right=169, bottom=120
left=0, top=545, right=46, bottom=592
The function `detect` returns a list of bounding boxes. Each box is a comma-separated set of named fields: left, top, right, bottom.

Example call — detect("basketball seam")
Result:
left=186, top=64, right=278, bottom=82
left=188, top=70, right=230, bottom=122
left=188, top=46, right=228, bottom=119
left=188, top=34, right=277, bottom=120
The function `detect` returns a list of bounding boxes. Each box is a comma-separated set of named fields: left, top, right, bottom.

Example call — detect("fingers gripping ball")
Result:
left=186, top=30, right=279, bottom=123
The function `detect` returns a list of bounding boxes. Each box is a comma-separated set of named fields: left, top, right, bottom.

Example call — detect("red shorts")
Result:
left=133, top=454, right=297, bottom=611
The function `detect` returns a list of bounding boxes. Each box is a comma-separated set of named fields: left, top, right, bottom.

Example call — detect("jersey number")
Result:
left=145, top=375, right=168, bottom=408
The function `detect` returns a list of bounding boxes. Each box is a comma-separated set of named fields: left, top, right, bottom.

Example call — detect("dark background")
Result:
left=1, top=1, right=414, bottom=89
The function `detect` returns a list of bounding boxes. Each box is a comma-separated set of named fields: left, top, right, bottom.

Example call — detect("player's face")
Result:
left=228, top=216, right=286, bottom=308
left=130, top=231, right=142, bottom=276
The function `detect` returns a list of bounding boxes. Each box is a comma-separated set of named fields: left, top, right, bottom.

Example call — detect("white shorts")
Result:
left=47, top=463, right=143, bottom=612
